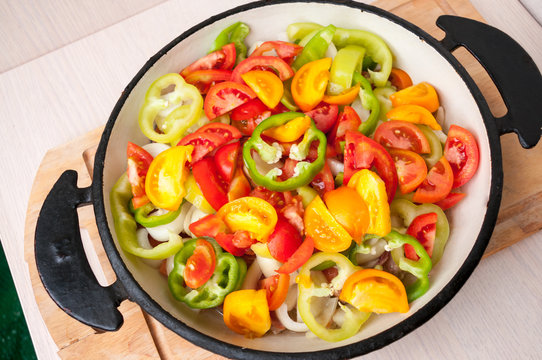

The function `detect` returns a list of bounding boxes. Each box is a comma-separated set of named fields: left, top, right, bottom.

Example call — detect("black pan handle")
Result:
left=35, top=170, right=128, bottom=331
left=437, top=15, right=542, bottom=148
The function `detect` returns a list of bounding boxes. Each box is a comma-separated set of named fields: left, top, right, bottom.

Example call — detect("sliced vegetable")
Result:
left=184, top=239, right=217, bottom=289
left=405, top=212, right=437, bottom=260
left=223, top=289, right=271, bottom=338
left=389, top=149, right=428, bottom=194
left=232, top=56, right=294, bottom=83
left=181, top=43, right=236, bottom=77
left=277, top=236, right=315, bottom=274
left=444, top=125, right=480, bottom=188
left=390, top=82, right=440, bottom=112
left=259, top=273, right=290, bottom=311
left=241, top=70, right=284, bottom=109
left=435, top=192, right=466, bottom=210
left=353, top=73, right=381, bottom=136
left=323, top=186, right=369, bottom=244
left=327, top=45, right=365, bottom=95
left=388, top=68, right=413, bottom=90
left=386, top=105, right=442, bottom=131
left=192, top=157, right=229, bottom=211
left=267, top=217, right=303, bottom=262
left=412, top=156, right=453, bottom=203
left=374, top=120, right=431, bottom=154
left=292, top=25, right=336, bottom=70
left=328, top=106, right=361, bottom=154
left=208, top=22, right=250, bottom=65
left=305, top=102, right=339, bottom=133
left=292, top=57, right=332, bottom=112
left=126, top=142, right=153, bottom=209
left=204, top=81, right=256, bottom=120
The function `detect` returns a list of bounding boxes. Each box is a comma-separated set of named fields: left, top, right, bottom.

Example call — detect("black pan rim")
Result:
left=92, top=0, right=503, bottom=359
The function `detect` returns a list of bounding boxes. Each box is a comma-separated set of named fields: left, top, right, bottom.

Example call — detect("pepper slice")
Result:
left=133, top=201, right=183, bottom=227
left=296, top=252, right=370, bottom=342
left=168, top=238, right=243, bottom=309
left=327, top=45, right=365, bottom=95
left=138, top=73, right=203, bottom=144
left=291, top=25, right=336, bottom=70
left=208, top=22, right=250, bottom=65
left=353, top=72, right=381, bottom=135
left=110, top=174, right=183, bottom=260
left=243, top=112, right=327, bottom=191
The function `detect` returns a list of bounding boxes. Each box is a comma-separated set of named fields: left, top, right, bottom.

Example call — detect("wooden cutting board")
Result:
left=23, top=0, right=542, bottom=358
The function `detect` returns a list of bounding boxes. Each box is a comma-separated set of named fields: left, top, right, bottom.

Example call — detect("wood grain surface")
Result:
left=16, top=0, right=542, bottom=359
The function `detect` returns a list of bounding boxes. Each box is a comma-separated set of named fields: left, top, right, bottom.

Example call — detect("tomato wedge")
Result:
left=390, top=82, right=440, bottom=112
left=388, top=68, right=413, bottom=90
left=231, top=98, right=268, bottom=121
left=324, top=186, right=369, bottom=243
left=389, top=149, right=428, bottom=194
left=189, top=214, right=227, bottom=238
left=259, top=273, right=290, bottom=311
left=404, top=212, right=438, bottom=260
left=328, top=106, right=361, bottom=154
left=412, top=156, right=454, bottom=203
left=214, top=142, right=240, bottom=183
left=241, top=70, right=284, bottom=109
left=192, top=157, right=229, bottom=211
left=231, top=56, right=295, bottom=83
left=250, top=41, right=303, bottom=63
left=291, top=57, right=332, bottom=112
left=184, top=239, right=216, bottom=289
left=181, top=43, right=236, bottom=77
left=322, top=83, right=361, bottom=105
left=444, top=125, right=480, bottom=188
left=277, top=236, right=315, bottom=274
left=183, top=69, right=232, bottom=94
left=374, top=120, right=431, bottom=154
left=310, top=161, right=335, bottom=196
left=344, top=130, right=398, bottom=203
left=126, top=142, right=153, bottom=209
left=267, top=217, right=303, bottom=262
left=435, top=192, right=466, bottom=210
left=177, top=132, right=224, bottom=163
left=204, top=81, right=256, bottom=120
left=305, top=102, right=339, bottom=133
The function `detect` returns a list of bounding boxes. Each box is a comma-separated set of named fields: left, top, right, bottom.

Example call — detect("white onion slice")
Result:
left=142, top=142, right=170, bottom=157
left=146, top=202, right=191, bottom=241
left=327, top=158, right=344, bottom=176
left=165, top=254, right=176, bottom=276
left=135, top=228, right=161, bottom=268
left=355, top=237, right=387, bottom=265
left=276, top=302, right=309, bottom=332
left=242, top=260, right=263, bottom=290
left=325, top=41, right=337, bottom=59
left=256, top=255, right=282, bottom=278
left=183, top=205, right=208, bottom=238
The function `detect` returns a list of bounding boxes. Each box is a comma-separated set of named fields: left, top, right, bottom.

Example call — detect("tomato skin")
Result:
left=435, top=192, right=466, bottom=210
left=328, top=106, right=361, bottom=154
left=204, top=81, right=256, bottom=120
left=242, top=70, right=284, bottom=109
left=184, top=239, right=216, bottom=289
left=231, top=56, right=295, bottom=83
left=183, top=69, right=232, bottom=94
left=259, top=273, right=290, bottom=311
left=305, top=102, right=339, bottom=133
left=291, top=57, right=332, bottom=112
left=214, top=142, right=240, bottom=184
left=220, top=43, right=237, bottom=70
left=231, top=98, right=268, bottom=121
left=310, top=162, right=335, bottom=196
left=324, top=186, right=369, bottom=243
left=444, top=125, right=479, bottom=188
left=374, top=120, right=431, bottom=154
left=390, top=82, right=440, bottom=113
left=404, top=212, right=438, bottom=260
left=412, top=156, right=454, bottom=203
left=388, top=68, right=413, bottom=90
left=277, top=236, right=315, bottom=274
left=192, top=157, right=229, bottom=211
left=344, top=130, right=398, bottom=203
left=215, top=233, right=248, bottom=256
left=267, top=217, right=303, bottom=262
left=189, top=214, right=227, bottom=238
left=389, top=149, right=428, bottom=194
left=250, top=41, right=303, bottom=62
left=126, top=142, right=153, bottom=208
left=177, top=132, right=224, bottom=163
left=181, top=43, right=236, bottom=77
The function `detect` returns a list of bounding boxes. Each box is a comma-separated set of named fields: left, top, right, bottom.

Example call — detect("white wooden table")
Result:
left=1, top=0, right=541, bottom=359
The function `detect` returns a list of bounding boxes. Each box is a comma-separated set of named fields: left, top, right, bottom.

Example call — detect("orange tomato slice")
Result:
left=322, top=83, right=361, bottom=105
left=386, top=104, right=442, bottom=130
left=390, top=81, right=440, bottom=112
left=241, top=70, right=284, bottom=108
left=323, top=187, right=369, bottom=244
left=223, top=289, right=271, bottom=338
left=184, top=239, right=216, bottom=289
left=291, top=57, right=332, bottom=112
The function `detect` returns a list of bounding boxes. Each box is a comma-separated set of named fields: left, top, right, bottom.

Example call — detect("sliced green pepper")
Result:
left=373, top=86, right=395, bottom=121
left=328, top=45, right=365, bottom=95
left=385, top=230, right=432, bottom=302
left=418, top=124, right=443, bottom=168
left=138, top=73, right=202, bottom=145
left=390, top=198, right=450, bottom=265
left=280, top=79, right=299, bottom=111
left=286, top=22, right=324, bottom=42
left=353, top=72, right=381, bottom=135
left=243, top=112, right=327, bottom=191
left=133, top=201, right=182, bottom=228
left=168, top=238, right=243, bottom=309
left=208, top=22, right=250, bottom=65
left=297, top=252, right=370, bottom=342
left=110, top=174, right=183, bottom=260
left=291, top=24, right=336, bottom=71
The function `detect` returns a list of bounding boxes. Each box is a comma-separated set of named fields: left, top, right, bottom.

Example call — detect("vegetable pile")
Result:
left=111, top=21, right=480, bottom=342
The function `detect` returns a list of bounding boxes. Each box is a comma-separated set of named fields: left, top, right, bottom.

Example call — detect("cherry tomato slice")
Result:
left=374, top=120, right=431, bottom=154
left=192, top=157, right=228, bottom=211
left=444, top=125, right=480, bottom=188
left=204, top=81, right=256, bottom=120
left=184, top=239, right=216, bottom=289
left=412, top=156, right=454, bottom=203
left=390, top=82, right=440, bottom=113
left=177, top=132, right=224, bottom=163
left=197, top=122, right=242, bottom=142
left=241, top=70, right=284, bottom=109
left=215, top=233, right=248, bottom=256
left=435, top=192, right=466, bottom=210
left=181, top=43, right=236, bottom=77
left=227, top=161, right=252, bottom=202
left=291, top=57, right=332, bottom=112
left=267, top=217, right=303, bottom=262
left=388, top=68, right=413, bottom=90
left=259, top=273, right=290, bottom=311
left=404, top=212, right=438, bottom=260
left=389, top=149, right=428, bottom=194
left=231, top=56, right=295, bottom=83
left=328, top=106, right=361, bottom=154
left=250, top=41, right=303, bottom=62
left=305, top=102, right=339, bottom=133
left=183, top=69, right=232, bottom=94
left=324, top=186, right=369, bottom=243
left=310, top=162, right=335, bottom=196
left=126, top=142, right=153, bottom=209
left=277, top=236, right=315, bottom=274
left=231, top=98, right=268, bottom=121
left=189, top=214, right=227, bottom=238
left=214, top=142, right=240, bottom=183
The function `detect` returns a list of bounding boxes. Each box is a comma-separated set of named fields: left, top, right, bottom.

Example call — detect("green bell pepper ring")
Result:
left=208, top=22, right=250, bottom=65
left=385, top=230, right=432, bottom=302
left=110, top=174, right=184, bottom=260
left=243, top=112, right=327, bottom=191
left=328, top=45, right=365, bottom=95
left=291, top=24, right=336, bottom=71
left=297, top=252, right=370, bottom=342
left=390, top=198, right=450, bottom=265
left=138, top=73, right=202, bottom=145
left=168, top=238, right=243, bottom=309
left=133, top=201, right=182, bottom=228
left=353, top=72, right=381, bottom=135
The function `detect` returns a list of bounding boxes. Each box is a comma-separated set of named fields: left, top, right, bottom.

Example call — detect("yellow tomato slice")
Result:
left=241, top=70, right=284, bottom=109
left=304, top=195, right=352, bottom=252
left=217, top=197, right=278, bottom=242
left=347, top=169, right=391, bottom=236
left=389, top=81, right=440, bottom=112
left=386, top=104, right=442, bottom=131
left=291, top=57, right=332, bottom=112
left=223, top=289, right=271, bottom=338
left=145, top=145, right=193, bottom=211
left=322, top=83, right=361, bottom=105
left=323, top=186, right=369, bottom=244
left=262, top=115, right=311, bottom=142
left=339, top=269, right=409, bottom=313
left=184, top=173, right=215, bottom=214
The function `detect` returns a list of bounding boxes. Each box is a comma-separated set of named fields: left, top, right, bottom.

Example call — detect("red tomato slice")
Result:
left=435, top=192, right=466, bottom=210
left=189, top=214, right=227, bottom=238
left=328, top=106, right=361, bottom=154
left=197, top=123, right=242, bottom=143
left=231, top=56, right=295, bottom=83
left=250, top=41, right=303, bottom=62
left=404, top=212, right=437, bottom=260
left=177, top=132, right=224, bottom=163
left=444, top=125, right=480, bottom=188
left=310, top=162, right=335, bottom=196
left=344, top=130, right=398, bottom=203
left=214, top=142, right=240, bottom=183
left=259, top=273, right=290, bottom=311
left=389, top=149, right=428, bottom=194
left=305, top=102, right=339, bottom=133
left=180, top=43, right=236, bottom=77
left=184, top=239, right=216, bottom=289
left=267, top=217, right=303, bottom=262
left=277, top=236, right=315, bottom=274
left=374, top=120, right=431, bottom=154
left=192, top=157, right=229, bottom=211
left=126, top=142, right=153, bottom=208
left=231, top=98, right=268, bottom=121
left=183, top=69, right=232, bottom=94
left=412, top=156, right=454, bottom=203
left=215, top=233, right=248, bottom=256
left=204, top=81, right=256, bottom=120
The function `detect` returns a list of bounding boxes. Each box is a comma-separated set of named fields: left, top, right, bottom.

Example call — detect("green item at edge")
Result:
left=385, top=230, right=432, bottom=302
left=133, top=201, right=182, bottom=228
left=110, top=174, right=184, bottom=260
left=168, top=238, right=244, bottom=309
left=243, top=112, right=327, bottom=191
left=328, top=45, right=365, bottom=95
left=291, top=24, right=336, bottom=71
left=208, top=22, right=250, bottom=65
left=353, top=72, right=381, bottom=136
